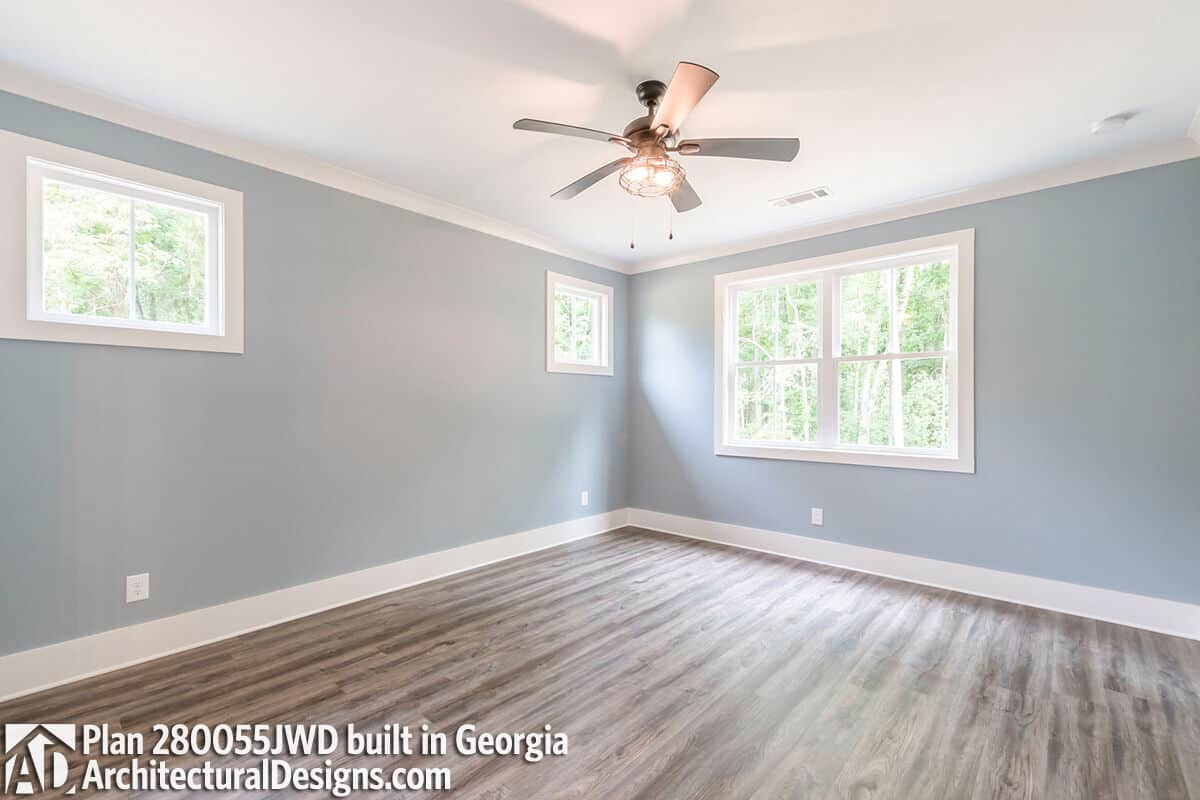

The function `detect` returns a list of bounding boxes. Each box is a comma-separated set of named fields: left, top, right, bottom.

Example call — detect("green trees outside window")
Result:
left=41, top=178, right=208, bottom=326
left=733, top=261, right=950, bottom=450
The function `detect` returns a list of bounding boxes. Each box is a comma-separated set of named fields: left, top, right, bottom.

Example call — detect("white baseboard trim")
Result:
left=628, top=508, right=1200, bottom=641
left=0, top=508, right=630, bottom=703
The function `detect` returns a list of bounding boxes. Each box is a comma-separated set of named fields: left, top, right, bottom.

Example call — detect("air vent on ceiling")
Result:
left=770, top=186, right=832, bottom=208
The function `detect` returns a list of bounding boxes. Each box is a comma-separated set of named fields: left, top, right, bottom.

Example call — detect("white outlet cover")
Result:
left=580, top=490, right=589, bottom=507
left=811, top=508, right=824, bottom=526
left=126, top=573, right=150, bottom=603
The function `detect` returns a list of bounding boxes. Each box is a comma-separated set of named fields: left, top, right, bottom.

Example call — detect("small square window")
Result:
left=546, top=271, right=613, bottom=376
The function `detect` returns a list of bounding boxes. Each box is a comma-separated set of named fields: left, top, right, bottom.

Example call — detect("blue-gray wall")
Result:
left=0, top=92, right=628, bottom=656
left=3, top=89, right=1198, bottom=660
left=630, top=157, right=1200, bottom=605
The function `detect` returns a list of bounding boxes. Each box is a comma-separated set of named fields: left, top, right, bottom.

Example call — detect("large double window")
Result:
left=715, top=230, right=974, bottom=472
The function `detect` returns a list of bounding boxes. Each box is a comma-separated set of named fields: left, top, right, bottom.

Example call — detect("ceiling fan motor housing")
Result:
left=622, top=121, right=666, bottom=148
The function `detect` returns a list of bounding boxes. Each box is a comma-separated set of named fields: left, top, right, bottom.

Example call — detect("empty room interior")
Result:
left=1, top=2, right=1199, bottom=797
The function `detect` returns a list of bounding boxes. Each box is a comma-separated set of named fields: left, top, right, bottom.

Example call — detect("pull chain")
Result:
left=629, top=194, right=636, bottom=249
left=667, top=199, right=674, bottom=241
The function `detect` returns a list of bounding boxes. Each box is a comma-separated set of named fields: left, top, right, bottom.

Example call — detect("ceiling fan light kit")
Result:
left=513, top=61, right=800, bottom=221
left=620, top=154, right=685, bottom=197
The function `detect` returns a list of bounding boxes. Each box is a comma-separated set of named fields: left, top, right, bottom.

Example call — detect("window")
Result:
left=0, top=129, right=242, bottom=352
left=546, top=271, right=613, bottom=375
left=714, top=230, right=974, bottom=472
left=30, top=160, right=221, bottom=334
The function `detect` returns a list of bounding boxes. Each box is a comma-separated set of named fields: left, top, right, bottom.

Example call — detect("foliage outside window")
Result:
left=554, top=290, right=598, bottom=364
left=29, top=160, right=221, bottom=335
left=715, top=231, right=974, bottom=472
left=546, top=271, right=613, bottom=376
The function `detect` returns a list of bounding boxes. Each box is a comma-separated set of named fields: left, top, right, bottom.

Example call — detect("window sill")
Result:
left=547, top=361, right=614, bottom=376
left=714, top=441, right=974, bottom=473
left=1, top=316, right=242, bottom=353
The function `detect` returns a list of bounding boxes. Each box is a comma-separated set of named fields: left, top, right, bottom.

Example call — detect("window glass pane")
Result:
left=735, top=364, right=817, bottom=443
left=838, top=360, right=892, bottom=446
left=839, top=269, right=889, bottom=356
left=133, top=199, right=207, bottom=324
left=896, top=261, right=950, bottom=353
left=553, top=289, right=601, bottom=365
left=737, top=281, right=818, bottom=362
left=735, top=366, right=770, bottom=439
left=572, top=294, right=596, bottom=362
left=779, top=365, right=818, bottom=442
left=553, top=290, right=574, bottom=361
left=41, top=179, right=131, bottom=318
left=902, top=357, right=948, bottom=449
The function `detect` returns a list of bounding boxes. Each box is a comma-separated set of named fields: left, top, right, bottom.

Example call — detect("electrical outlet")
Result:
left=811, top=507, right=824, bottom=526
left=580, top=490, right=589, bottom=507
left=126, top=573, right=150, bottom=604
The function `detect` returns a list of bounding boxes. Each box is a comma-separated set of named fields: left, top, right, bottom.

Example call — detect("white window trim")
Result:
left=714, top=229, right=975, bottom=473
left=0, top=129, right=243, bottom=353
left=546, top=271, right=613, bottom=376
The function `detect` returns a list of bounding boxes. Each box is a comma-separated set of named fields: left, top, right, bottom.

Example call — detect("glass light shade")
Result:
left=619, top=155, right=684, bottom=198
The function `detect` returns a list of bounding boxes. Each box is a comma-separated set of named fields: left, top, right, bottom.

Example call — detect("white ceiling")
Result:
left=2, top=0, right=1198, bottom=270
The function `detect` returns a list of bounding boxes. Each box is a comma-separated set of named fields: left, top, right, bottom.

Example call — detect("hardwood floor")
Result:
left=2, top=528, right=1198, bottom=798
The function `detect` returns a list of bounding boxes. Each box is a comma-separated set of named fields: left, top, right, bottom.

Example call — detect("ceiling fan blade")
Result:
left=652, top=62, right=719, bottom=136
left=551, top=158, right=632, bottom=200
left=676, top=138, right=800, bottom=162
left=670, top=178, right=702, bottom=213
left=514, top=118, right=630, bottom=146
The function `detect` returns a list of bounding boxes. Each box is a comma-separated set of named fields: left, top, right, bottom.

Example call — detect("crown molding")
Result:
left=630, top=138, right=1200, bottom=273
left=0, top=62, right=628, bottom=274
left=4, top=62, right=1196, bottom=280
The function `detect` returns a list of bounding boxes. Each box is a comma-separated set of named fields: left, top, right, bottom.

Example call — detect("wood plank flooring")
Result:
left=2, top=528, right=1198, bottom=798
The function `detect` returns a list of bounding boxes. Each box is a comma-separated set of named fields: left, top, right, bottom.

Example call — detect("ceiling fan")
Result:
left=513, top=62, right=799, bottom=213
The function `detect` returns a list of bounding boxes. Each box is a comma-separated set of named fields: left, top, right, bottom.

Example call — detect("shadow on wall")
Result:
left=632, top=315, right=705, bottom=517
left=527, top=387, right=619, bottom=518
